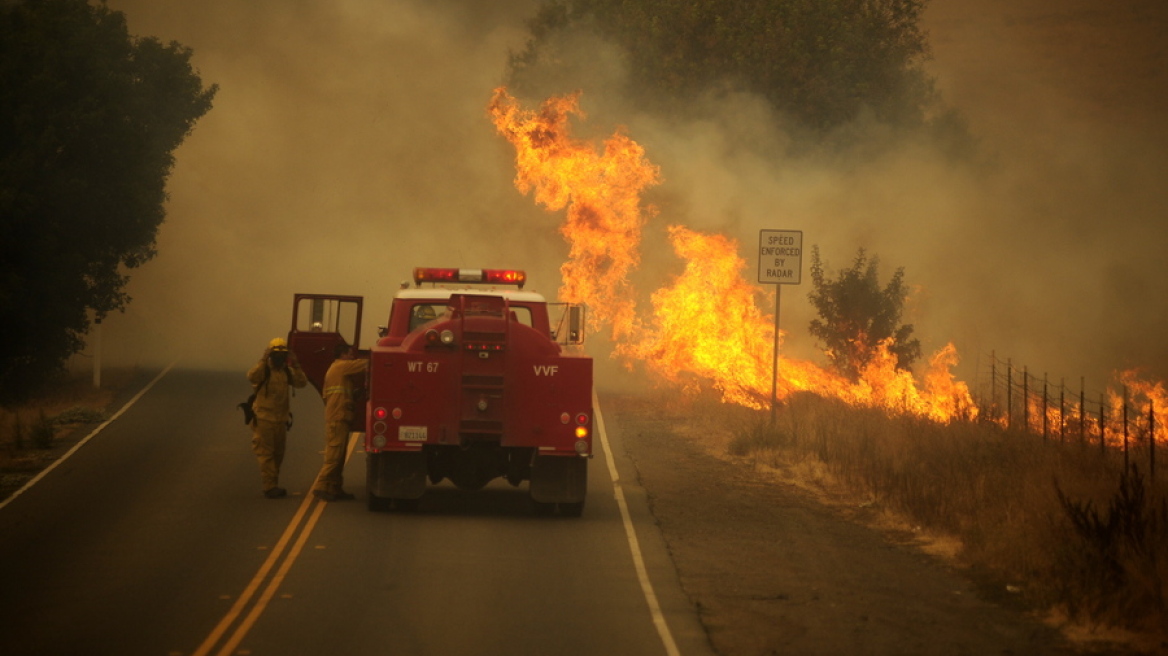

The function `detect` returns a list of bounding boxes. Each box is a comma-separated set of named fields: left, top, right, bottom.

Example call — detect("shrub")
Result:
left=1053, top=467, right=1168, bottom=632
left=30, top=410, right=53, bottom=449
left=53, top=406, right=108, bottom=425
left=807, top=246, right=921, bottom=380
left=11, top=412, right=25, bottom=451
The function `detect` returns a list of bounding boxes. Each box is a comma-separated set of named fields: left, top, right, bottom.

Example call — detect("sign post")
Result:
left=758, top=230, right=803, bottom=423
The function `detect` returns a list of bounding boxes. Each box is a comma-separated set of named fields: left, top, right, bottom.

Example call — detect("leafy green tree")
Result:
left=0, top=0, right=217, bottom=399
left=510, top=0, right=935, bottom=133
left=807, top=246, right=920, bottom=379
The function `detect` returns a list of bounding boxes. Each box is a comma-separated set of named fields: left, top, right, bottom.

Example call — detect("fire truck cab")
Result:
left=287, top=268, right=592, bottom=516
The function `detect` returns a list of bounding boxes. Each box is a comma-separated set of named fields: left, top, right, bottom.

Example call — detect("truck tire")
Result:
left=367, top=493, right=391, bottom=513
left=530, top=456, right=588, bottom=505
left=367, top=451, right=426, bottom=500
left=393, top=498, right=420, bottom=512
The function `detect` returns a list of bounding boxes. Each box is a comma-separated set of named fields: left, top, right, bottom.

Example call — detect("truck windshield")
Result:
left=408, top=303, right=447, bottom=332
left=404, top=299, right=534, bottom=332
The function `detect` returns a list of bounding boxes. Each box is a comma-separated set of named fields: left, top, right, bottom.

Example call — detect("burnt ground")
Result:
left=601, top=392, right=1156, bottom=656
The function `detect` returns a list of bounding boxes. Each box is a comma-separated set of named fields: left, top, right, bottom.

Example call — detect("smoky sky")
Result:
left=94, top=0, right=1168, bottom=398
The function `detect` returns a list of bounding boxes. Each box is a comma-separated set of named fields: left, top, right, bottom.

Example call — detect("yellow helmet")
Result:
left=268, top=337, right=288, bottom=351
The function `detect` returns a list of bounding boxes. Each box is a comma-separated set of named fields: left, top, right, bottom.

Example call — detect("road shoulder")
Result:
left=601, top=391, right=1107, bottom=656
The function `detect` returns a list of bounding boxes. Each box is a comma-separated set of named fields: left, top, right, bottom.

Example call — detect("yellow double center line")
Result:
left=192, top=434, right=358, bottom=656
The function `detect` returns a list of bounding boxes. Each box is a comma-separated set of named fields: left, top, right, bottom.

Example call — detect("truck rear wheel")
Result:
left=529, top=456, right=587, bottom=506
left=367, top=451, right=426, bottom=501
left=367, top=493, right=391, bottom=513
left=393, top=498, right=420, bottom=512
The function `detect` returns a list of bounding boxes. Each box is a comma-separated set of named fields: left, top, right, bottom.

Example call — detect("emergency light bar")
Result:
left=413, top=268, right=526, bottom=288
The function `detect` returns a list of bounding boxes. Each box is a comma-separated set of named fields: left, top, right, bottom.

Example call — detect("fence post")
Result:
left=990, top=353, right=997, bottom=423
left=1042, top=374, right=1049, bottom=440
left=1023, top=366, right=1030, bottom=434
left=1123, top=385, right=1130, bottom=473
left=1059, top=379, right=1066, bottom=443
left=1100, top=393, right=1107, bottom=456
left=1006, top=359, right=1013, bottom=431
left=1151, top=401, right=1157, bottom=483
left=1080, top=377, right=1086, bottom=446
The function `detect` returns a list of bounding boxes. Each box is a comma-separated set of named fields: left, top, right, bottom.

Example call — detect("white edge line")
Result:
left=0, top=360, right=179, bottom=513
left=594, top=390, right=682, bottom=656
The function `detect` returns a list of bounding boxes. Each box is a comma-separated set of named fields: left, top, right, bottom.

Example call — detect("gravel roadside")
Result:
left=601, top=391, right=1142, bottom=656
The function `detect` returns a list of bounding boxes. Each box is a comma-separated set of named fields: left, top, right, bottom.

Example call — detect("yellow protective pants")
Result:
left=312, top=421, right=350, bottom=495
left=251, top=418, right=287, bottom=491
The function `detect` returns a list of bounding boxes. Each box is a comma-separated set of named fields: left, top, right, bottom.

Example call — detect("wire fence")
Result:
left=971, top=351, right=1160, bottom=482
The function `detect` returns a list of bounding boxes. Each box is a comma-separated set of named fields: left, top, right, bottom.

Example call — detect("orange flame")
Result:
left=488, top=88, right=659, bottom=340
left=1104, top=370, right=1168, bottom=447
left=619, top=225, right=776, bottom=409
left=490, top=89, right=981, bottom=422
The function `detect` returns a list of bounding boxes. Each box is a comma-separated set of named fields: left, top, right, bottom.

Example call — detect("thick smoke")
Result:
left=92, top=0, right=1168, bottom=400
left=504, top=0, right=1168, bottom=394
left=95, top=0, right=550, bottom=371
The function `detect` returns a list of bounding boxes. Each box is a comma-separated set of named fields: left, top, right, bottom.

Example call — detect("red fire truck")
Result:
left=287, top=268, right=593, bottom=516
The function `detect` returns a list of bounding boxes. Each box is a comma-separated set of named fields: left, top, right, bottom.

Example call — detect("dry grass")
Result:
left=0, top=367, right=140, bottom=500
left=693, top=391, right=1168, bottom=648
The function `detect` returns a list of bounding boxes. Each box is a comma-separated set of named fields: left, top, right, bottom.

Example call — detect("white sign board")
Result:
left=758, top=230, right=803, bottom=285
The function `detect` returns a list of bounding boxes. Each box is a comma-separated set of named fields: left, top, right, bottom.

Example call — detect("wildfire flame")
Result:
left=488, top=88, right=659, bottom=340
left=618, top=225, right=777, bottom=409
left=489, top=89, right=1168, bottom=440
left=1107, top=371, right=1168, bottom=447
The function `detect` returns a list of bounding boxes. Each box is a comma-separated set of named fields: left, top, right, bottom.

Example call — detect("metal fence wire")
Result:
left=973, top=352, right=1159, bottom=481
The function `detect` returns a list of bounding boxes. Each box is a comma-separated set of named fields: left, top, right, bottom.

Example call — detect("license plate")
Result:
left=399, top=426, right=427, bottom=441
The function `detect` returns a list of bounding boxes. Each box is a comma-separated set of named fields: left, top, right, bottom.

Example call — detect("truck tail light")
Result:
left=575, top=413, right=589, bottom=426
left=373, top=407, right=388, bottom=421
left=575, top=426, right=589, bottom=439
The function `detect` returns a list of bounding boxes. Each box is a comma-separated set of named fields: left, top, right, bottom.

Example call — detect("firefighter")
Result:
left=311, top=342, right=369, bottom=502
left=247, top=337, right=307, bottom=498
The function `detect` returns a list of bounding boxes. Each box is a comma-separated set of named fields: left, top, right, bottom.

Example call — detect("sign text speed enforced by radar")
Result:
left=758, top=230, right=803, bottom=285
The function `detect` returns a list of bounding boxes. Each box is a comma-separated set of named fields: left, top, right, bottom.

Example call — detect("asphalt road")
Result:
left=0, top=368, right=712, bottom=656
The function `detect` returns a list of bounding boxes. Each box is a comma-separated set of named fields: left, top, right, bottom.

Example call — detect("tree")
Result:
left=509, top=0, right=936, bottom=134
left=807, top=246, right=920, bottom=380
left=0, top=0, right=217, bottom=399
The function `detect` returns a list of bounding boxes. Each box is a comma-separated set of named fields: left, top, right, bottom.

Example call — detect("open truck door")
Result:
left=288, top=294, right=368, bottom=432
